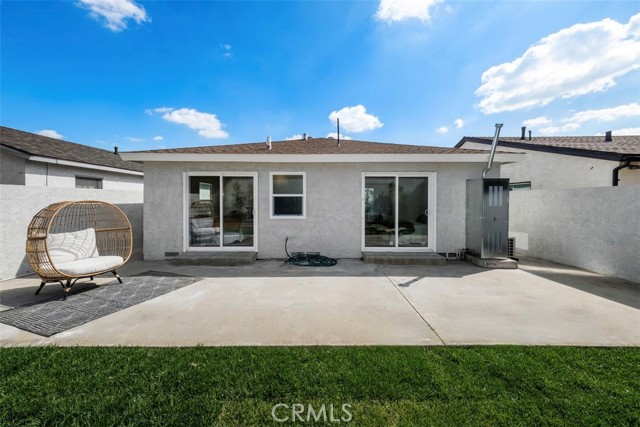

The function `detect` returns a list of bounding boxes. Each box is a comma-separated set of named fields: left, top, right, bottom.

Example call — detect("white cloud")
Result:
left=564, top=102, right=640, bottom=123
left=285, top=134, right=303, bottom=140
left=78, top=0, right=149, bottom=32
left=476, top=13, right=640, bottom=114
left=148, top=107, right=228, bottom=139
left=126, top=136, right=144, bottom=142
left=375, top=0, right=443, bottom=23
left=220, top=43, right=232, bottom=58
left=152, top=136, right=164, bottom=141
left=328, top=105, right=383, bottom=133
left=523, top=103, right=640, bottom=135
left=37, top=129, right=63, bottom=139
left=145, top=107, right=173, bottom=115
left=435, top=126, right=449, bottom=134
left=562, top=123, right=581, bottom=131
left=326, top=132, right=353, bottom=140
left=538, top=123, right=582, bottom=135
left=612, top=127, right=640, bottom=135
left=522, top=116, right=552, bottom=127
left=538, top=127, right=560, bottom=135
left=454, top=118, right=464, bottom=128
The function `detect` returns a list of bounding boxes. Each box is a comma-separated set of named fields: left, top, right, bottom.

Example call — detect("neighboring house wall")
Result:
left=143, top=161, right=499, bottom=259
left=620, top=167, right=640, bottom=185
left=0, top=185, right=143, bottom=281
left=24, top=161, right=143, bottom=191
left=460, top=142, right=639, bottom=189
left=509, top=186, right=640, bottom=283
left=0, top=150, right=26, bottom=185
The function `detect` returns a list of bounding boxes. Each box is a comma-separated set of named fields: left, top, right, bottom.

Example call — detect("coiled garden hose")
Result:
left=285, top=237, right=337, bottom=267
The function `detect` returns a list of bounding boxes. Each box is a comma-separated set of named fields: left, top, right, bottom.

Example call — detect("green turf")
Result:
left=1, top=346, right=638, bottom=426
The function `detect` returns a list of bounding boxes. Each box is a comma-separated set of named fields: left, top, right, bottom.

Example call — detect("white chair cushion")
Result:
left=190, top=217, right=214, bottom=229
left=55, top=256, right=123, bottom=276
left=48, top=228, right=99, bottom=264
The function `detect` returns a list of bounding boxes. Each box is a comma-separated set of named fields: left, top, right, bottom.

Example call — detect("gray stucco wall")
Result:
left=461, top=142, right=640, bottom=188
left=510, top=186, right=640, bottom=283
left=0, top=150, right=26, bottom=185
left=143, top=161, right=498, bottom=259
left=0, top=185, right=143, bottom=281
left=25, top=161, right=144, bottom=191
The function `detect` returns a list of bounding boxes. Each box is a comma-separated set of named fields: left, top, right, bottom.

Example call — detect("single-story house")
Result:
left=0, top=126, right=144, bottom=190
left=456, top=129, right=640, bottom=190
left=121, top=136, right=522, bottom=260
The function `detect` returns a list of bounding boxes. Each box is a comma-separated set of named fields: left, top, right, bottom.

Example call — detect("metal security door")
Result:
left=482, top=179, right=509, bottom=258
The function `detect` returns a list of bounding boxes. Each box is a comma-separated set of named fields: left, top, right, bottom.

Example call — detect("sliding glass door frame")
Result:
left=361, top=172, right=436, bottom=252
left=183, top=171, right=258, bottom=252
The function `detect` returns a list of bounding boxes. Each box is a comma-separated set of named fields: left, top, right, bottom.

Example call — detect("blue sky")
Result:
left=1, top=0, right=639, bottom=151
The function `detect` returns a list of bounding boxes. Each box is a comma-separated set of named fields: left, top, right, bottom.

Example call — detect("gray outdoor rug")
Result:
left=0, top=272, right=201, bottom=337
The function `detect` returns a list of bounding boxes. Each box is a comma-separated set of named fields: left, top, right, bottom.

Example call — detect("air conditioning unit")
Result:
left=508, top=237, right=515, bottom=258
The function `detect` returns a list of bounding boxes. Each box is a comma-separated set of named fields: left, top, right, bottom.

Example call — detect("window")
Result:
left=364, top=174, right=431, bottom=249
left=75, top=176, right=102, bottom=189
left=187, top=174, right=256, bottom=249
left=270, top=173, right=305, bottom=218
left=509, top=181, right=531, bottom=191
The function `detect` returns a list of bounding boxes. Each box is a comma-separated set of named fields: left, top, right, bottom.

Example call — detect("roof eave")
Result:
left=28, top=155, right=144, bottom=176
left=0, top=143, right=32, bottom=159
left=120, top=152, right=524, bottom=164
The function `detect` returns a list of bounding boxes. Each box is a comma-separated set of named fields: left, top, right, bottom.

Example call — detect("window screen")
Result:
left=75, top=177, right=103, bottom=189
left=509, top=181, right=531, bottom=191
left=272, top=174, right=304, bottom=217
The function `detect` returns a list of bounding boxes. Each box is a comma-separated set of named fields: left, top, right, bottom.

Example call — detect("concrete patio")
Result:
left=1, top=257, right=638, bottom=346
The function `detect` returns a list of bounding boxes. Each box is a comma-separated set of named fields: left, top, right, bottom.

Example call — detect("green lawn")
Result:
left=1, top=346, right=638, bottom=426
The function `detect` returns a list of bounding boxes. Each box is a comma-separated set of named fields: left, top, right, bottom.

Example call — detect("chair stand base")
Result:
left=35, top=272, right=125, bottom=300
left=112, top=270, right=123, bottom=284
left=34, top=282, right=46, bottom=295
left=60, top=280, right=73, bottom=301
left=35, top=279, right=73, bottom=298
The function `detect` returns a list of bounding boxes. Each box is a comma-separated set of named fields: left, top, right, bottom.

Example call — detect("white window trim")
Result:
left=183, top=171, right=258, bottom=252
left=269, top=172, right=306, bottom=219
left=361, top=172, right=437, bottom=252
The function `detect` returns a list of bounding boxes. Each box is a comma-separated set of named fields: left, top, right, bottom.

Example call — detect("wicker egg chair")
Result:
left=26, top=200, right=132, bottom=300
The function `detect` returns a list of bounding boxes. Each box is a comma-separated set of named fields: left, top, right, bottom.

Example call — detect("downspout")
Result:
left=612, top=156, right=640, bottom=186
left=482, top=123, right=503, bottom=179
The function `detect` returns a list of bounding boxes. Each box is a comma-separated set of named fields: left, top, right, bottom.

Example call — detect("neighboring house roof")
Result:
left=121, top=136, right=524, bottom=164
left=455, top=135, right=640, bottom=161
left=0, top=126, right=144, bottom=173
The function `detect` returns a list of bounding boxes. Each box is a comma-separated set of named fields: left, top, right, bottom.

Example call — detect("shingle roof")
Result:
left=456, top=135, right=640, bottom=160
left=126, top=137, right=490, bottom=155
left=0, top=126, right=144, bottom=172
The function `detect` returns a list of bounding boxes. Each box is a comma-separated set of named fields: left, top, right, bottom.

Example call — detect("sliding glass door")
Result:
left=221, top=176, right=254, bottom=247
left=364, top=176, right=396, bottom=247
left=188, top=176, right=221, bottom=247
left=363, top=173, right=434, bottom=251
left=186, top=173, right=256, bottom=251
left=398, top=177, right=429, bottom=248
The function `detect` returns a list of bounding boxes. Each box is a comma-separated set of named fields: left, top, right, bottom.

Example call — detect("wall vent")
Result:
left=508, top=237, right=515, bottom=258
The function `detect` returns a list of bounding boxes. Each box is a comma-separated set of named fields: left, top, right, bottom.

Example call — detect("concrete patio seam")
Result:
left=377, top=265, right=447, bottom=346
